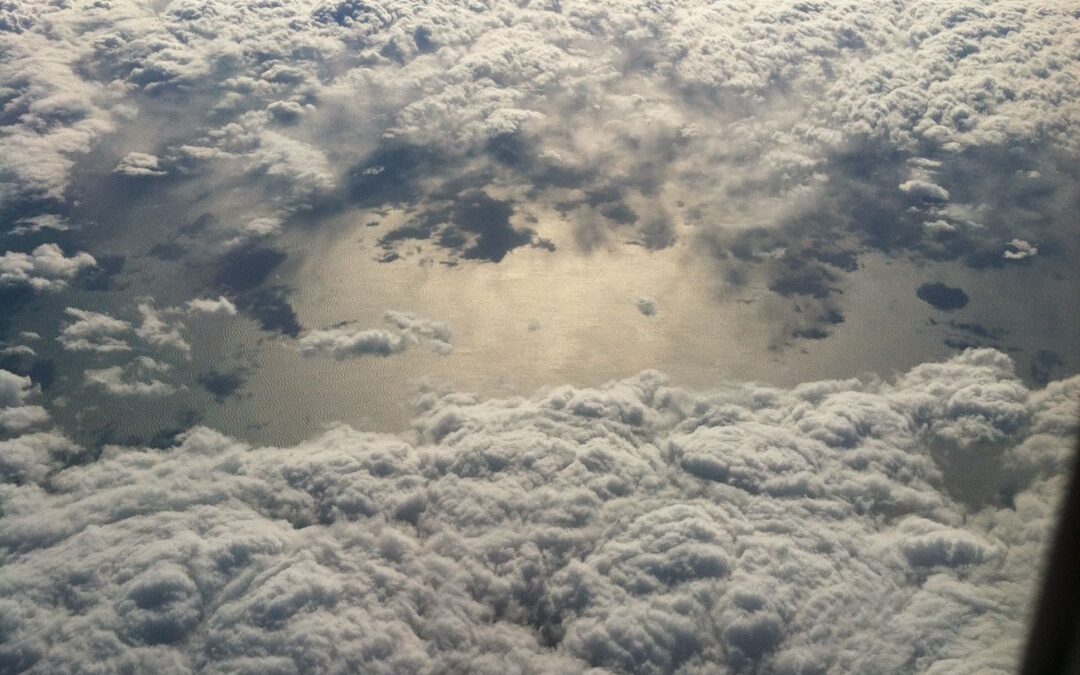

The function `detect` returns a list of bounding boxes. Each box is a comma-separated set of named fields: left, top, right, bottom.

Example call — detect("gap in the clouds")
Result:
left=7, top=85, right=1078, bottom=450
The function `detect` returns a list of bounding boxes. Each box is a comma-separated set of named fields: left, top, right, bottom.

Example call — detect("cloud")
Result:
left=57, top=307, right=133, bottom=353
left=299, top=326, right=409, bottom=358
left=0, top=429, right=80, bottom=485
left=300, top=311, right=453, bottom=359
left=0, top=245, right=96, bottom=291
left=135, top=302, right=191, bottom=356
left=0, top=16, right=122, bottom=201
left=0, top=369, right=47, bottom=433
left=899, top=179, right=950, bottom=203
left=0, top=368, right=47, bottom=434
left=197, top=368, right=247, bottom=403
left=57, top=300, right=213, bottom=355
left=917, top=282, right=970, bottom=312
left=0, top=345, right=35, bottom=357
left=84, top=358, right=179, bottom=397
left=185, top=296, right=238, bottom=316
left=384, top=310, right=453, bottom=352
left=1003, top=238, right=1038, bottom=260
left=0, top=0, right=1072, bottom=316
left=0, top=369, right=32, bottom=406
left=0, top=6, right=1076, bottom=670
left=9, top=214, right=71, bottom=236
left=223, top=217, right=283, bottom=250
left=0, top=403, right=49, bottom=434
left=113, top=152, right=167, bottom=177
left=0, top=350, right=1074, bottom=672
left=634, top=296, right=657, bottom=317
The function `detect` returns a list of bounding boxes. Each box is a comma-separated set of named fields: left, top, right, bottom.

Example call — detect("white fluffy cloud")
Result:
left=135, top=302, right=192, bottom=356
left=0, top=244, right=95, bottom=291
left=1004, top=238, right=1038, bottom=260
left=185, top=296, right=238, bottom=316
left=113, top=151, right=167, bottom=177
left=57, top=297, right=229, bottom=357
left=1, top=0, right=1074, bottom=235
left=0, top=368, right=47, bottom=433
left=0, top=350, right=1075, bottom=673
left=84, top=357, right=179, bottom=398
left=1, top=7, right=1077, bottom=672
left=57, top=307, right=133, bottom=353
left=899, top=179, right=951, bottom=203
left=299, top=311, right=453, bottom=359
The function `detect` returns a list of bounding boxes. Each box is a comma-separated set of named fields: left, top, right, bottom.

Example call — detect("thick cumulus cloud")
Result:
left=0, top=245, right=95, bottom=291
left=0, top=0, right=1075, bottom=357
left=0, top=349, right=1076, bottom=673
left=2, top=0, right=1076, bottom=239
left=0, top=368, right=47, bottom=433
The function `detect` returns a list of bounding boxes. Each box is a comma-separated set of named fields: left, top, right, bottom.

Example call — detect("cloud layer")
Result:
left=0, top=349, right=1075, bottom=673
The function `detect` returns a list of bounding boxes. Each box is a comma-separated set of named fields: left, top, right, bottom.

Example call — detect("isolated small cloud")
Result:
left=300, top=311, right=453, bottom=359
left=10, top=214, right=70, bottom=236
left=298, top=327, right=408, bottom=358
left=0, top=345, right=35, bottom=357
left=1003, top=239, right=1038, bottom=260
left=186, top=296, right=238, bottom=316
left=635, top=296, right=658, bottom=317
left=113, top=152, right=167, bottom=177
left=224, top=217, right=282, bottom=249
left=923, top=219, right=956, bottom=234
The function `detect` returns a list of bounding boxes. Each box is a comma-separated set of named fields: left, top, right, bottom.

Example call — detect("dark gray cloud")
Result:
left=634, top=296, right=657, bottom=317
left=917, top=282, right=970, bottom=311
left=197, top=368, right=248, bottom=404
left=378, top=190, right=536, bottom=264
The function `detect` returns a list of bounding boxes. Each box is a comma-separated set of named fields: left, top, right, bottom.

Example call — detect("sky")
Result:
left=0, top=0, right=1078, bottom=672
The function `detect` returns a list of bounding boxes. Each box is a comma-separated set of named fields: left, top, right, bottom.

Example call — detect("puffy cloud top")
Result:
left=0, top=350, right=1075, bottom=673
left=0, top=245, right=95, bottom=291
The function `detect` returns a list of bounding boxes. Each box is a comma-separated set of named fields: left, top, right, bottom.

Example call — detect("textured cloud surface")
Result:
left=1, top=2, right=1078, bottom=672
left=0, top=350, right=1075, bottom=673
left=1, top=0, right=1077, bottom=362
left=0, top=245, right=95, bottom=291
